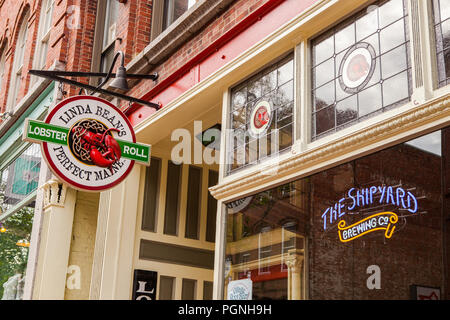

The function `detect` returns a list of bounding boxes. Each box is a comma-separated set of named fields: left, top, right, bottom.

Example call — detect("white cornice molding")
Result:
left=209, top=94, right=450, bottom=201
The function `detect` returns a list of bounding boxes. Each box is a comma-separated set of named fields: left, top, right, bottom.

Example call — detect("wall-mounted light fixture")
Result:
left=29, top=50, right=160, bottom=110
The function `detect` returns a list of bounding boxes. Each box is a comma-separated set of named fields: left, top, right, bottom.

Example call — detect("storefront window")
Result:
left=311, top=0, right=412, bottom=140
left=0, top=143, right=41, bottom=300
left=0, top=207, right=34, bottom=300
left=228, top=54, right=294, bottom=174
left=433, top=0, right=450, bottom=88
left=224, top=127, right=449, bottom=300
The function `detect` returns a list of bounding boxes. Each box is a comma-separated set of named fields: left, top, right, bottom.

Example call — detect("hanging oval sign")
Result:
left=338, top=42, right=376, bottom=94
left=23, top=96, right=151, bottom=192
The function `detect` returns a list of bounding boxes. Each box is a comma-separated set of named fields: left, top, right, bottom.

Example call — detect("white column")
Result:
left=89, top=165, right=141, bottom=300
left=286, top=250, right=304, bottom=300
left=33, top=180, right=77, bottom=300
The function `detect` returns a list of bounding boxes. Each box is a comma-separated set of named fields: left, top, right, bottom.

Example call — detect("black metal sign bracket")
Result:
left=28, top=69, right=161, bottom=111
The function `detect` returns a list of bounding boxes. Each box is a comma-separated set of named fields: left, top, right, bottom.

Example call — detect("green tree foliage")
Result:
left=0, top=183, right=34, bottom=298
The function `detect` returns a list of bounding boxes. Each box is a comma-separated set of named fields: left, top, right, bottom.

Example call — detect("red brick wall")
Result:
left=0, top=0, right=37, bottom=112
left=0, top=0, right=274, bottom=114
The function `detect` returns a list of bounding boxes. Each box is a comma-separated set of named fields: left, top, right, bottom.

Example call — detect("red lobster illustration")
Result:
left=72, top=126, right=122, bottom=171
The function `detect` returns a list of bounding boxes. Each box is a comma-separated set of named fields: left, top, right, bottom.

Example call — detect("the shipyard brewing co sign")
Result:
left=23, top=96, right=151, bottom=192
left=321, top=186, right=418, bottom=243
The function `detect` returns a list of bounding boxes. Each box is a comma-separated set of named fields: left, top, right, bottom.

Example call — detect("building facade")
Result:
left=0, top=0, right=448, bottom=300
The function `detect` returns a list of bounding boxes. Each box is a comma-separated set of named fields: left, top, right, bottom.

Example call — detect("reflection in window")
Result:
left=225, top=185, right=307, bottom=300
left=8, top=11, right=30, bottom=110
left=0, top=143, right=41, bottom=300
left=433, top=0, right=450, bottom=87
left=225, top=127, right=449, bottom=300
left=99, top=0, right=119, bottom=81
left=163, top=0, right=197, bottom=31
left=258, top=226, right=272, bottom=274
left=311, top=0, right=411, bottom=140
left=0, top=41, right=7, bottom=94
left=0, top=207, right=34, bottom=300
left=405, top=130, right=441, bottom=156
left=1, top=144, right=41, bottom=213
left=228, top=54, right=295, bottom=174
left=34, top=0, right=54, bottom=71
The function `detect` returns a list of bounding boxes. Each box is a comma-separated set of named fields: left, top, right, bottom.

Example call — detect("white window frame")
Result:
left=151, top=0, right=198, bottom=40
left=7, top=12, right=30, bottom=113
left=91, top=0, right=119, bottom=84
left=0, top=42, right=7, bottom=95
left=32, top=0, right=54, bottom=81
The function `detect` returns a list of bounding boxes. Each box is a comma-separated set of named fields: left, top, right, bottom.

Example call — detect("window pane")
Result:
left=378, top=0, right=405, bottom=28
left=0, top=144, right=40, bottom=300
left=277, top=59, right=294, bottom=85
left=164, top=161, right=181, bottom=235
left=228, top=54, right=294, bottom=174
left=336, top=95, right=357, bottom=126
left=442, top=19, right=450, bottom=50
left=335, top=22, right=355, bottom=53
left=379, top=19, right=405, bottom=53
left=0, top=207, right=34, bottom=300
left=314, top=105, right=335, bottom=136
left=314, top=58, right=334, bottom=88
left=159, top=276, right=175, bottom=300
left=439, top=0, right=450, bottom=21
left=1, top=144, right=41, bottom=211
left=163, top=0, right=197, bottom=31
left=358, top=83, right=382, bottom=116
left=182, top=278, right=197, bottom=300
left=0, top=49, right=6, bottom=93
left=381, top=45, right=407, bottom=79
left=314, top=81, right=335, bottom=110
left=16, top=20, right=28, bottom=69
left=225, top=127, right=450, bottom=300
left=103, top=0, right=118, bottom=49
left=142, top=158, right=161, bottom=232
left=261, top=69, right=277, bottom=94
left=433, top=0, right=450, bottom=87
left=355, top=8, right=378, bottom=41
left=100, top=44, right=115, bottom=84
left=311, top=0, right=410, bottom=140
left=43, top=0, right=54, bottom=34
left=382, top=71, right=409, bottom=106
left=203, top=281, right=213, bottom=300
left=314, top=33, right=334, bottom=65
left=206, top=170, right=218, bottom=242
left=185, top=166, right=201, bottom=239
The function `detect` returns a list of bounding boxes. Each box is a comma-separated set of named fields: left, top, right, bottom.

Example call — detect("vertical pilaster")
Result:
left=32, top=180, right=77, bottom=300
left=90, top=165, right=141, bottom=300
left=286, top=249, right=304, bottom=300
